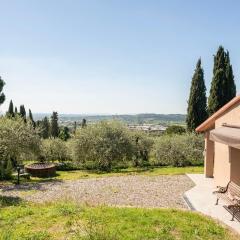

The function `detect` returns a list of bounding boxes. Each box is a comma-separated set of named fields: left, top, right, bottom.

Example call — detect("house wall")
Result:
left=213, top=142, right=231, bottom=186
left=215, top=102, right=240, bottom=127
left=230, top=147, right=240, bottom=185
left=204, top=131, right=214, bottom=178
left=213, top=102, right=240, bottom=186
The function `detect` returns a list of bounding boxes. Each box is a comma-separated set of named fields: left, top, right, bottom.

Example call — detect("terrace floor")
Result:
left=184, top=174, right=240, bottom=234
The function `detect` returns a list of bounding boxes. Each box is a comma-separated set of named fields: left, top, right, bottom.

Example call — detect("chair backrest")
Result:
left=228, top=181, right=240, bottom=197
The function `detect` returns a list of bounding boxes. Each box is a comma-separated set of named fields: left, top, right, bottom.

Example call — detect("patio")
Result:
left=184, top=174, right=240, bottom=234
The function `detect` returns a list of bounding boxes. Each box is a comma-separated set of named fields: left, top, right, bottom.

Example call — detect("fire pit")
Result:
left=25, top=163, right=56, bottom=178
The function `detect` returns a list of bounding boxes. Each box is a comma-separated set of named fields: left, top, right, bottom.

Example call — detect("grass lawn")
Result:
left=55, top=166, right=204, bottom=180
left=0, top=200, right=238, bottom=240
left=9, top=166, right=203, bottom=184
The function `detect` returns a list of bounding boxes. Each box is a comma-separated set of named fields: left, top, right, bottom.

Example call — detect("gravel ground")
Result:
left=0, top=175, right=194, bottom=209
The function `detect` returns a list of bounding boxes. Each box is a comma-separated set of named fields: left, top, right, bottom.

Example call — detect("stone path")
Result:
left=0, top=175, right=194, bottom=209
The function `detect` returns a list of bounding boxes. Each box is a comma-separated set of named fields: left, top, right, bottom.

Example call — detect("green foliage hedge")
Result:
left=0, top=118, right=204, bottom=178
left=71, top=121, right=136, bottom=171
left=151, top=133, right=204, bottom=167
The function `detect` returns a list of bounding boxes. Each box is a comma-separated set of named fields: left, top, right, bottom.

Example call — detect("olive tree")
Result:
left=41, top=138, right=70, bottom=162
left=0, top=116, right=41, bottom=179
left=71, top=121, right=134, bottom=171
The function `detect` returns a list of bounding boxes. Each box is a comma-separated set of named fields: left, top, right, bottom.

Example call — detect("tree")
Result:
left=41, top=117, right=50, bottom=139
left=28, top=109, right=36, bottom=128
left=208, top=46, right=236, bottom=115
left=72, top=121, right=133, bottom=171
left=225, top=51, right=236, bottom=102
left=7, top=100, right=14, bottom=117
left=19, top=105, right=26, bottom=122
left=81, top=118, right=87, bottom=128
left=165, top=125, right=186, bottom=135
left=186, top=59, right=208, bottom=131
left=73, top=121, right=77, bottom=134
left=50, top=111, right=59, bottom=138
left=14, top=107, right=18, bottom=115
left=0, top=116, right=41, bottom=179
left=0, top=76, right=5, bottom=106
left=59, top=126, right=70, bottom=141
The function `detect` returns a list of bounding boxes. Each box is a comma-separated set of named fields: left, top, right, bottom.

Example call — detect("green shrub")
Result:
left=0, top=116, right=40, bottom=179
left=41, top=139, right=70, bottom=162
left=71, top=121, right=134, bottom=171
left=56, top=161, right=82, bottom=171
left=151, top=133, right=204, bottom=167
left=165, top=125, right=186, bottom=135
left=131, top=131, right=154, bottom=167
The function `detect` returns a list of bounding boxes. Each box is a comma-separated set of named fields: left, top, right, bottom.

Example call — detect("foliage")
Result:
left=28, top=109, right=36, bottom=128
left=41, top=138, right=70, bottom=162
left=19, top=105, right=26, bottom=120
left=50, top=111, right=59, bottom=138
left=0, top=76, right=5, bottom=105
left=38, top=117, right=50, bottom=139
left=59, top=126, right=71, bottom=141
left=71, top=121, right=134, bottom=171
left=7, top=100, right=14, bottom=117
left=0, top=159, right=13, bottom=180
left=186, top=59, right=208, bottom=131
left=152, top=133, right=204, bottom=167
left=0, top=116, right=41, bottom=168
left=131, top=131, right=154, bottom=166
left=165, top=125, right=186, bottom=135
left=81, top=118, right=87, bottom=128
left=0, top=202, right=237, bottom=240
left=208, top=46, right=236, bottom=115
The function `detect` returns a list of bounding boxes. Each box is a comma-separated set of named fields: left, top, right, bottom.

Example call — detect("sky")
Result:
left=1, top=0, right=240, bottom=115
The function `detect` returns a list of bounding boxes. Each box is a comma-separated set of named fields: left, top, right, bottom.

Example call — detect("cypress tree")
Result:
left=19, top=105, right=26, bottom=122
left=186, top=59, right=207, bottom=131
left=7, top=100, right=14, bottom=117
left=81, top=118, right=87, bottom=128
left=41, top=117, right=50, bottom=139
left=225, top=51, right=236, bottom=102
left=14, top=106, right=18, bottom=115
left=50, top=111, right=59, bottom=138
left=0, top=76, right=5, bottom=106
left=59, top=126, right=70, bottom=141
left=208, top=46, right=236, bottom=115
left=29, top=109, right=36, bottom=128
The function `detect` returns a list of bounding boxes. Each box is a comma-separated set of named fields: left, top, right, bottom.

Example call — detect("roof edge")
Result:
left=196, top=95, right=240, bottom=132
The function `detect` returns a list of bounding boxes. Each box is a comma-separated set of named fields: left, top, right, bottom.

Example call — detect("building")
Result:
left=196, top=96, right=240, bottom=187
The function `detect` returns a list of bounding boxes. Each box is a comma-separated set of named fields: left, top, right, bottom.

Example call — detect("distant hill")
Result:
left=33, top=113, right=186, bottom=125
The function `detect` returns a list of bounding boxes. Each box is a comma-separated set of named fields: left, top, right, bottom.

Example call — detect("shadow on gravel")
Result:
left=0, top=195, right=23, bottom=207
left=0, top=179, right=63, bottom=192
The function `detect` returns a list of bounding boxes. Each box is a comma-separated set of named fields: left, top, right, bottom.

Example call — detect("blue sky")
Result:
left=1, top=0, right=240, bottom=114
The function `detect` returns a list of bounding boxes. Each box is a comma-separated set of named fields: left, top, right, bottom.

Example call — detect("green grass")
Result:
left=6, top=166, right=203, bottom=184
left=54, top=166, right=204, bottom=180
left=0, top=201, right=237, bottom=240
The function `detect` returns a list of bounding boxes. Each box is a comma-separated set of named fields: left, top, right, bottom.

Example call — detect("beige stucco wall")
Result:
left=204, top=131, right=214, bottom=178
left=213, top=142, right=231, bottom=186
left=212, top=102, right=240, bottom=186
left=230, top=147, right=240, bottom=185
left=215, top=102, right=240, bottom=127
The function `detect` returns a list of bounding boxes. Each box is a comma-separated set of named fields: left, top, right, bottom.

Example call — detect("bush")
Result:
left=71, top=121, right=134, bottom=171
left=41, top=138, right=70, bottom=162
left=165, top=125, right=186, bottom=135
left=151, top=133, right=204, bottom=167
left=56, top=161, right=83, bottom=171
left=131, top=132, right=154, bottom=167
left=0, top=116, right=40, bottom=180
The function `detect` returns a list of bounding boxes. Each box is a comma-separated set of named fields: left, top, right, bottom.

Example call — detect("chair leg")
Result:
left=231, top=210, right=235, bottom=221
left=215, top=198, right=219, bottom=205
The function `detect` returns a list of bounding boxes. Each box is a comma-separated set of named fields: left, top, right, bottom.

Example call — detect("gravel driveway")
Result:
left=0, top=175, right=194, bottom=209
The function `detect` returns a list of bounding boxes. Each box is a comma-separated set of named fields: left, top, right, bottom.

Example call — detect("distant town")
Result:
left=32, top=113, right=185, bottom=133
